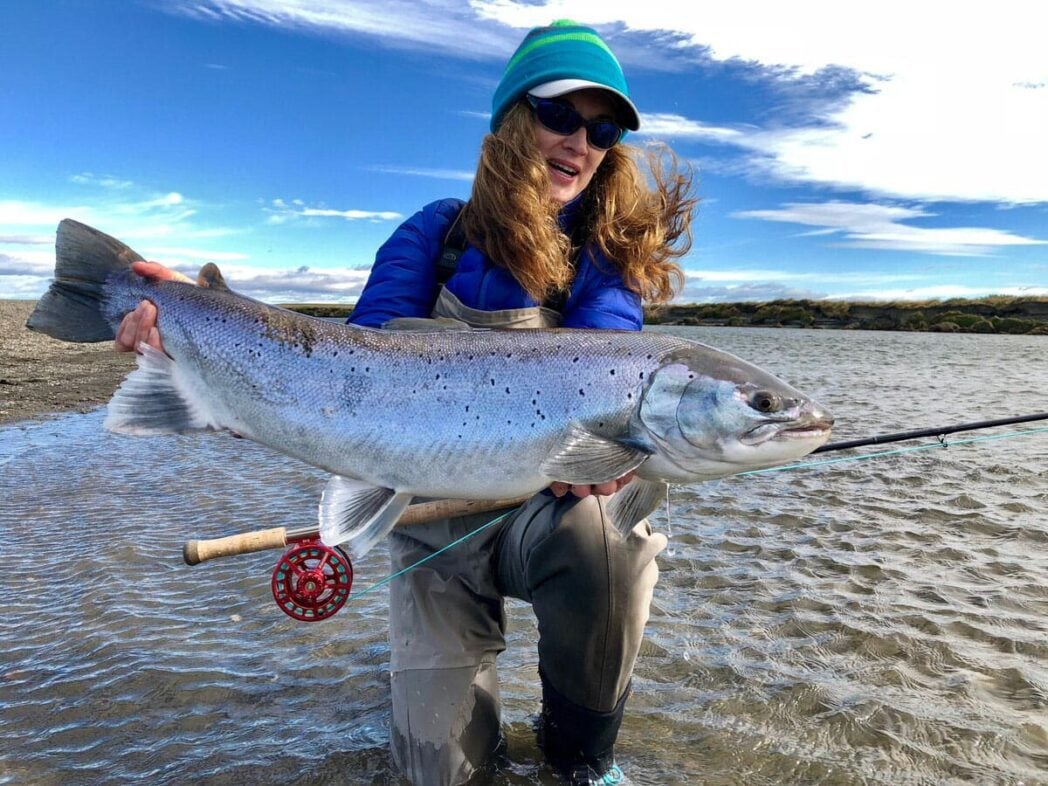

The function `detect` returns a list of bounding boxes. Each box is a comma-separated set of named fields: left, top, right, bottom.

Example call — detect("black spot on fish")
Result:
left=465, top=405, right=470, bottom=413
left=610, top=369, right=616, bottom=376
left=505, top=387, right=510, bottom=394
left=579, top=389, right=585, bottom=396
left=572, top=357, right=579, bottom=363
left=639, top=372, right=644, bottom=379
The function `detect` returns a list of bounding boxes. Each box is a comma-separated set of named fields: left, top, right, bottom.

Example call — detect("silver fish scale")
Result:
left=121, top=280, right=696, bottom=498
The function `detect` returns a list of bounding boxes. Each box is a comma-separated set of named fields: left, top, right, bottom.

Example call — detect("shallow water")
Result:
left=1, top=327, right=1046, bottom=785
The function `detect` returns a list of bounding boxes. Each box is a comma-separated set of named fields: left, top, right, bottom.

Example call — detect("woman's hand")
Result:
left=549, top=470, right=636, bottom=499
left=114, top=261, right=191, bottom=354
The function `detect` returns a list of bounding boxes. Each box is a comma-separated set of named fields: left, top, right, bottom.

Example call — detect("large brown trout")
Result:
left=27, top=220, right=833, bottom=555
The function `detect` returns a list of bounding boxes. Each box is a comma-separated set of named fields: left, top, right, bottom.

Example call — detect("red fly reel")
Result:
left=271, top=538, right=353, bottom=621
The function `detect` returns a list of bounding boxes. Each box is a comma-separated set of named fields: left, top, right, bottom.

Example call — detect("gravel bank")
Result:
left=0, top=300, right=135, bottom=425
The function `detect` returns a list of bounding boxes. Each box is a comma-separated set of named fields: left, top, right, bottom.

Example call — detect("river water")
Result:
left=1, top=327, right=1045, bottom=785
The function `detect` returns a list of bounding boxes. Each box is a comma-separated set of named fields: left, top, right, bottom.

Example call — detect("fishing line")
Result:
left=345, top=509, right=514, bottom=601
left=344, top=425, right=1048, bottom=599
left=740, top=425, right=1048, bottom=476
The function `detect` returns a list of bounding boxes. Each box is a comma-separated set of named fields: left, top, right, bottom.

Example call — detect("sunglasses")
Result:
left=525, top=95, right=623, bottom=150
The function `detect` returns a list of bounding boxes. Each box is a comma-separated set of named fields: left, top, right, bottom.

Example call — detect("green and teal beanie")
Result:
left=490, top=19, right=640, bottom=133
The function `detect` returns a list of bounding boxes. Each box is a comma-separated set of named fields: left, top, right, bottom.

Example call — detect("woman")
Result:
left=116, top=20, right=695, bottom=786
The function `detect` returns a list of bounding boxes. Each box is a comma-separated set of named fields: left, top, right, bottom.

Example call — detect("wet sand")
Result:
left=0, top=300, right=135, bottom=425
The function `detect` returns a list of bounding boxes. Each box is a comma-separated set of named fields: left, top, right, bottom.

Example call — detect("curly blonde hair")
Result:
left=460, top=100, right=695, bottom=305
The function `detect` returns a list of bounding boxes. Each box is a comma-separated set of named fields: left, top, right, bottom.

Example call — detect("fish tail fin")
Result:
left=25, top=219, right=144, bottom=342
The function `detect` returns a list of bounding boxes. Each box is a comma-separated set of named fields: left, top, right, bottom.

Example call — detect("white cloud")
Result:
left=829, top=284, right=1048, bottom=301
left=143, top=246, right=250, bottom=262
left=265, top=199, right=403, bottom=224
left=70, top=172, right=135, bottom=190
left=636, top=113, right=744, bottom=144
left=367, top=165, right=475, bottom=182
left=0, top=234, right=51, bottom=245
left=164, top=4, right=1048, bottom=204
left=733, top=201, right=1048, bottom=256
left=481, top=2, right=1048, bottom=204
left=174, top=0, right=516, bottom=58
left=0, top=200, right=96, bottom=227
left=683, top=267, right=929, bottom=286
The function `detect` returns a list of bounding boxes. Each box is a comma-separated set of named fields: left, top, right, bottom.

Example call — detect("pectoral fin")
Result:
left=540, top=424, right=651, bottom=485
left=318, top=476, right=413, bottom=557
left=606, top=478, right=668, bottom=536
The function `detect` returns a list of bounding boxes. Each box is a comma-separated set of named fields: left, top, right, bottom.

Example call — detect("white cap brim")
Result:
left=528, top=79, right=640, bottom=131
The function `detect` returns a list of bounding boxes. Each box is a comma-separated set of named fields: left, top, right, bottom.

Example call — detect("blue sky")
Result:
left=2, top=1, right=1047, bottom=304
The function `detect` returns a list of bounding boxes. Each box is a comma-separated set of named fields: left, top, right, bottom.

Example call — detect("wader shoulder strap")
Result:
left=434, top=201, right=583, bottom=315
left=436, top=205, right=468, bottom=287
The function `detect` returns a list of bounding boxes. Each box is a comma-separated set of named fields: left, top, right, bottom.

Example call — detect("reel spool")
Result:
left=271, top=538, right=353, bottom=621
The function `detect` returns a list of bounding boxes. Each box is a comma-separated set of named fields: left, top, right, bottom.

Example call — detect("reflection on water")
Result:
left=1, top=328, right=1046, bottom=784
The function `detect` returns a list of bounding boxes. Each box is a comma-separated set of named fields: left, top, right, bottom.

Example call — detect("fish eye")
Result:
left=749, top=390, right=781, bottom=413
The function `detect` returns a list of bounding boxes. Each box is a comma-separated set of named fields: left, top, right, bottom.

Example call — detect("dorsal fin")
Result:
left=196, top=263, right=229, bottom=290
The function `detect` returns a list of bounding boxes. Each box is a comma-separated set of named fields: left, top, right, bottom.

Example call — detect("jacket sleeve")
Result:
left=559, top=250, right=644, bottom=331
left=348, top=200, right=462, bottom=328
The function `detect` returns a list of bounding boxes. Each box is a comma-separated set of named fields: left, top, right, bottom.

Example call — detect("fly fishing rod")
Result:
left=181, top=411, right=1048, bottom=620
left=813, top=411, right=1048, bottom=453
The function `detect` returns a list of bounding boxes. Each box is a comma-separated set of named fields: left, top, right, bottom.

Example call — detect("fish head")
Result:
left=633, top=346, right=833, bottom=482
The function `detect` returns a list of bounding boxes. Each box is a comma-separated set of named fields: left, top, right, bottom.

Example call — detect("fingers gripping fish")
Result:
left=27, top=220, right=834, bottom=556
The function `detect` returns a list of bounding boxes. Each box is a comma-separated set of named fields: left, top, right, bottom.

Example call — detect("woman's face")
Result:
left=533, top=89, right=617, bottom=204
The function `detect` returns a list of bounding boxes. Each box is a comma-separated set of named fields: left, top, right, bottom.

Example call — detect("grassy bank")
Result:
left=284, top=296, right=1048, bottom=335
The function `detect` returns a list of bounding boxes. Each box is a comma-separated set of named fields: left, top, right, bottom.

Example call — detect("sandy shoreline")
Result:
left=0, top=300, right=136, bottom=425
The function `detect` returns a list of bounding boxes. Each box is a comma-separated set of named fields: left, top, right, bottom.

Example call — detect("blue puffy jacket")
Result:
left=349, top=198, right=642, bottom=330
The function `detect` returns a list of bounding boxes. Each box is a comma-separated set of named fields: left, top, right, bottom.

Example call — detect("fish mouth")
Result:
left=741, top=416, right=833, bottom=446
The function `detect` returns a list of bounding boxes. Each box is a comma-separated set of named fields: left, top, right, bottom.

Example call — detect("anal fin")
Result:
left=103, top=344, right=218, bottom=435
left=319, top=476, right=413, bottom=557
left=606, top=478, right=668, bottom=536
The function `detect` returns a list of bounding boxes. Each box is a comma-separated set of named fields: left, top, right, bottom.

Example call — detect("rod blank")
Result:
left=814, top=412, right=1048, bottom=453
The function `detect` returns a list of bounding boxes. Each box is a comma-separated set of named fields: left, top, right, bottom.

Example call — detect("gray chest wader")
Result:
left=385, top=210, right=667, bottom=786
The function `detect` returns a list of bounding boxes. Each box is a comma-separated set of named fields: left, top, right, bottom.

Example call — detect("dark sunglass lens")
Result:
left=529, top=96, right=622, bottom=149
left=536, top=100, right=583, bottom=135
left=588, top=121, right=622, bottom=149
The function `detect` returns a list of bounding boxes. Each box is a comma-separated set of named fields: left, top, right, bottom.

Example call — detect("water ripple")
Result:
left=2, top=328, right=1047, bottom=783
